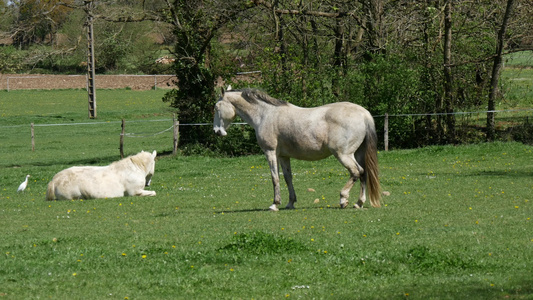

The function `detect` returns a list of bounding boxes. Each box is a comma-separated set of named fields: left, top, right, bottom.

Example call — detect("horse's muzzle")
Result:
left=214, top=128, right=227, bottom=137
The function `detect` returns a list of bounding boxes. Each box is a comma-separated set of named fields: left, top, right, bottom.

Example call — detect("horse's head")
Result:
left=144, top=150, right=156, bottom=186
left=213, top=87, right=236, bottom=137
left=132, top=150, right=157, bottom=186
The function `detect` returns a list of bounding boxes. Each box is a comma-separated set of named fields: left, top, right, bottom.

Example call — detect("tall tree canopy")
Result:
left=1, top=0, right=532, bottom=149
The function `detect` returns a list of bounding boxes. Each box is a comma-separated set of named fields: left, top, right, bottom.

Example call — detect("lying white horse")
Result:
left=214, top=88, right=381, bottom=211
left=46, top=150, right=157, bottom=200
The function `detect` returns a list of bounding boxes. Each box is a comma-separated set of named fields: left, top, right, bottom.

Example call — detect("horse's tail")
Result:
left=365, top=116, right=382, bottom=208
left=46, top=181, right=55, bottom=201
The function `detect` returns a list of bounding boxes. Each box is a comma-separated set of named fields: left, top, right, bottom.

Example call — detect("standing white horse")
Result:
left=46, top=150, right=157, bottom=200
left=213, top=88, right=381, bottom=211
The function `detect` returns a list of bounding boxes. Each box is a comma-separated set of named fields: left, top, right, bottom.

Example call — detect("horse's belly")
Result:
left=287, top=151, right=331, bottom=161
left=278, top=142, right=331, bottom=161
left=275, top=129, right=332, bottom=160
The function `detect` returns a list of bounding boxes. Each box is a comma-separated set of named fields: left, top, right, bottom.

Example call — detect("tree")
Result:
left=487, top=0, right=515, bottom=141
left=162, top=0, right=253, bottom=147
left=11, top=0, right=74, bottom=47
left=443, top=0, right=455, bottom=143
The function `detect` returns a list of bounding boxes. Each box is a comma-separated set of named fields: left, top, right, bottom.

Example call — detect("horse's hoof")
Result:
left=269, top=204, right=279, bottom=211
left=285, top=204, right=295, bottom=209
left=353, top=204, right=362, bottom=209
left=340, top=202, right=349, bottom=209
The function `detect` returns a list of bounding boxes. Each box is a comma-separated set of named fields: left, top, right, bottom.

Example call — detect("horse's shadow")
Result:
left=215, top=205, right=350, bottom=214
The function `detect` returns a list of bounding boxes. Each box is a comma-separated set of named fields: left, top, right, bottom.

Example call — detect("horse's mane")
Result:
left=240, top=89, right=288, bottom=107
left=112, top=152, right=152, bottom=172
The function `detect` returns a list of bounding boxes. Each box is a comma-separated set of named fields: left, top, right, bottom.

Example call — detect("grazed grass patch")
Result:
left=219, top=231, right=310, bottom=255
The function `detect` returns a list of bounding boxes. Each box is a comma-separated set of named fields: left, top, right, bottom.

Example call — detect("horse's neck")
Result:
left=229, top=95, right=269, bottom=128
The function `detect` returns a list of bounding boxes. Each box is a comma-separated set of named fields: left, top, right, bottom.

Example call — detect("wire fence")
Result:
left=374, top=108, right=533, bottom=149
left=2, top=108, right=531, bottom=159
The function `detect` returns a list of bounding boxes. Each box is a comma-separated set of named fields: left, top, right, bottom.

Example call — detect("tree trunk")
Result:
left=487, top=0, right=515, bottom=141
left=362, top=0, right=384, bottom=58
left=272, top=1, right=288, bottom=94
left=332, top=18, right=344, bottom=97
left=443, top=0, right=455, bottom=143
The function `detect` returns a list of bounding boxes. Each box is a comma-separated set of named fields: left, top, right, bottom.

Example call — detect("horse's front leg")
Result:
left=136, top=190, right=156, bottom=197
left=265, top=151, right=282, bottom=211
left=279, top=156, right=296, bottom=209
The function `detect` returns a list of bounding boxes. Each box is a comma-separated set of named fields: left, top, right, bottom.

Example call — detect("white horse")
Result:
left=214, top=88, right=381, bottom=211
left=46, top=150, right=157, bottom=200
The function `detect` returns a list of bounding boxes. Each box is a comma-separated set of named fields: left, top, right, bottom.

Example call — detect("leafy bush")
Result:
left=0, top=46, right=24, bottom=73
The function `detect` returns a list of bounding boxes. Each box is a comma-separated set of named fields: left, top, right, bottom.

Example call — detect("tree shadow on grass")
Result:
left=3, top=155, right=122, bottom=168
left=398, top=277, right=533, bottom=299
left=417, top=169, right=533, bottom=179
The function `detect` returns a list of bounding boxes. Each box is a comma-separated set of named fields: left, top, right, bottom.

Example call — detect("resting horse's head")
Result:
left=213, top=87, right=236, bottom=137
left=144, top=150, right=156, bottom=186
left=130, top=150, right=157, bottom=186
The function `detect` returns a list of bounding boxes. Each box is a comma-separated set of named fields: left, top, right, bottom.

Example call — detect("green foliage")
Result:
left=0, top=46, right=24, bottom=73
left=211, top=124, right=261, bottom=156
left=161, top=0, right=232, bottom=152
left=2, top=1, right=532, bottom=149
left=11, top=0, right=73, bottom=47
left=94, top=22, right=136, bottom=72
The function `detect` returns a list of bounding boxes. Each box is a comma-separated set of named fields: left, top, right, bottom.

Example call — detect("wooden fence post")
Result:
left=31, top=123, right=35, bottom=151
left=120, top=119, right=125, bottom=158
left=384, top=113, right=389, bottom=151
left=173, top=114, right=179, bottom=155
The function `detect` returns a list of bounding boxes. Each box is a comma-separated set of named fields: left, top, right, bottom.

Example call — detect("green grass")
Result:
left=1, top=143, right=532, bottom=299
left=505, top=51, right=533, bottom=68
left=1, top=89, right=532, bottom=299
left=501, top=51, right=533, bottom=110
left=0, top=89, right=176, bottom=167
left=501, top=68, right=533, bottom=109
left=0, top=89, right=172, bottom=125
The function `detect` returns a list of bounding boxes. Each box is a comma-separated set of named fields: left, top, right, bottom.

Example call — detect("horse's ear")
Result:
left=220, top=87, right=225, bottom=96
left=227, top=85, right=232, bottom=91
left=152, top=150, right=157, bottom=158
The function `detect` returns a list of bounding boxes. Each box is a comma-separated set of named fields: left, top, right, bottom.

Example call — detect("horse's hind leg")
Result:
left=353, top=148, right=368, bottom=209
left=335, top=154, right=363, bottom=208
left=279, top=156, right=297, bottom=209
left=354, top=175, right=366, bottom=209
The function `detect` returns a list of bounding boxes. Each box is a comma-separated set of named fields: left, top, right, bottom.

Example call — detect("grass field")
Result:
left=1, top=88, right=533, bottom=299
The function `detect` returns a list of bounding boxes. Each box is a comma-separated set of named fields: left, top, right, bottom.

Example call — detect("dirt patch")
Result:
left=0, top=74, right=177, bottom=91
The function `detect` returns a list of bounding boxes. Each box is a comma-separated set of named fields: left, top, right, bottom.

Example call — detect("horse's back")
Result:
left=269, top=102, right=371, bottom=160
left=323, top=102, right=372, bottom=121
left=48, top=166, right=124, bottom=200
left=46, top=151, right=156, bottom=200
left=286, top=102, right=371, bottom=125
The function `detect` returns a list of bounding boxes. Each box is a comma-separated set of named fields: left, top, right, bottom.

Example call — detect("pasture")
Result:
left=1, top=89, right=532, bottom=299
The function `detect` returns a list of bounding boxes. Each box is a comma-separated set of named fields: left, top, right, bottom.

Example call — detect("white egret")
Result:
left=17, top=175, right=30, bottom=192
